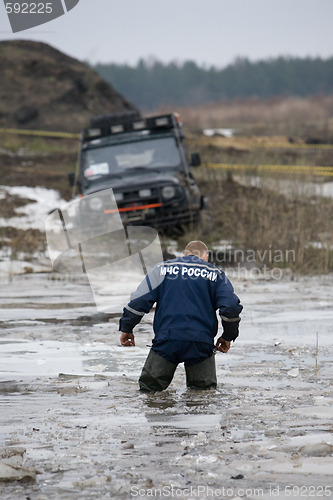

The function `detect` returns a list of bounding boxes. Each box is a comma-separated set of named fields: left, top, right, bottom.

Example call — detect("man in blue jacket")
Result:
left=119, top=240, right=242, bottom=391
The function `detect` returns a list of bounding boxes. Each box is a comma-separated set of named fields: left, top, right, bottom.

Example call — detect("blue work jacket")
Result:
left=119, top=255, right=243, bottom=345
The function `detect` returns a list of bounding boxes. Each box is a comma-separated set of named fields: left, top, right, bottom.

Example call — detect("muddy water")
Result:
left=0, top=272, right=333, bottom=499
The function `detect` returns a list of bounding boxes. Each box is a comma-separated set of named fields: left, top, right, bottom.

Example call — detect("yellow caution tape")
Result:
left=0, top=127, right=80, bottom=140
left=255, top=142, right=333, bottom=150
left=189, top=137, right=333, bottom=150
left=1, top=127, right=332, bottom=150
left=207, top=163, right=333, bottom=176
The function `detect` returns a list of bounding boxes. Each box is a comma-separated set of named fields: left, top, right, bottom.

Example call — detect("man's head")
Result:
left=184, top=241, right=209, bottom=261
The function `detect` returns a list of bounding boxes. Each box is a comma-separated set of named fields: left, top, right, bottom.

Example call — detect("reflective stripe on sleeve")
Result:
left=220, top=315, right=240, bottom=322
left=125, top=305, right=145, bottom=316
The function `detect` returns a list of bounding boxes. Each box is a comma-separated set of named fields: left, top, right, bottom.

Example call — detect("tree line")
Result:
left=92, top=56, right=333, bottom=111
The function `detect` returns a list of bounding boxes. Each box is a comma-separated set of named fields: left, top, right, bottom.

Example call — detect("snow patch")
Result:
left=0, top=185, right=64, bottom=231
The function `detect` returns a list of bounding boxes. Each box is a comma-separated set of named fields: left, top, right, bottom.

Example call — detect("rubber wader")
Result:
left=185, top=354, right=217, bottom=389
left=139, top=349, right=217, bottom=392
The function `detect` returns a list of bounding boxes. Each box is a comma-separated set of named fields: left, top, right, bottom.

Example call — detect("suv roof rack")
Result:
left=90, top=111, right=141, bottom=128
left=83, top=113, right=182, bottom=141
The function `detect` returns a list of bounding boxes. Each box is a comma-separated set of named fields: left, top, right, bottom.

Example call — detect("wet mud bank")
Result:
left=0, top=272, right=332, bottom=499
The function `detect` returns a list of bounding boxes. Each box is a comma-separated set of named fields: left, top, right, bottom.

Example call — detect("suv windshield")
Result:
left=82, top=137, right=181, bottom=181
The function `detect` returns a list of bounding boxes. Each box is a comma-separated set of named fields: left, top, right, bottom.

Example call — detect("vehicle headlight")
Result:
left=88, top=196, right=103, bottom=211
left=162, top=186, right=176, bottom=200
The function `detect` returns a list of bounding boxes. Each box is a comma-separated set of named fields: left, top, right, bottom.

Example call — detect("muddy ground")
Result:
left=0, top=269, right=332, bottom=500
left=0, top=154, right=332, bottom=499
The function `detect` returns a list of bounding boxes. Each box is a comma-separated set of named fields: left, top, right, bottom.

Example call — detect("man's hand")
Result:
left=120, top=332, right=135, bottom=346
left=215, top=337, right=231, bottom=353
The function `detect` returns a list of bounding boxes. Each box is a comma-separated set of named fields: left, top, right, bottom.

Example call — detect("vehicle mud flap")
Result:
left=139, top=349, right=177, bottom=392
left=185, top=354, right=217, bottom=389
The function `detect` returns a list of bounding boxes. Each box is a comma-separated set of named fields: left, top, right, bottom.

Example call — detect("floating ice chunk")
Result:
left=293, top=406, right=333, bottom=419
left=0, top=448, right=36, bottom=482
left=84, top=364, right=107, bottom=373
left=181, top=431, right=207, bottom=448
left=287, top=367, right=299, bottom=377
left=78, top=380, right=109, bottom=391
left=299, top=442, right=333, bottom=457
left=196, top=454, right=218, bottom=464
left=73, top=476, right=110, bottom=488
left=0, top=447, right=25, bottom=468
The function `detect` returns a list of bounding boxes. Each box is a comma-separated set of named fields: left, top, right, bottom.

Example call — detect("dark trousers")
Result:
left=139, top=343, right=217, bottom=392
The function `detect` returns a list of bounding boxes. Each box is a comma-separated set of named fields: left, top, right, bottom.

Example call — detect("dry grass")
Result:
left=191, top=168, right=333, bottom=274
left=163, top=96, right=333, bottom=140
left=0, top=226, right=46, bottom=258
left=175, top=96, right=333, bottom=274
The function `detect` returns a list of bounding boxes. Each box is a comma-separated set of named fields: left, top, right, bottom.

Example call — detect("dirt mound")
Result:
left=0, top=40, right=138, bottom=132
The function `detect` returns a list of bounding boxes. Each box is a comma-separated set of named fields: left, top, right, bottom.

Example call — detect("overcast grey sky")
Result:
left=0, top=0, right=332, bottom=67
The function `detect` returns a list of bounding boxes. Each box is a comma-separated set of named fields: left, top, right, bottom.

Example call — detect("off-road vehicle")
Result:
left=69, top=111, right=205, bottom=233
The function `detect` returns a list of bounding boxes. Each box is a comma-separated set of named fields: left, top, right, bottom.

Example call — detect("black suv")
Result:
left=69, top=112, right=204, bottom=233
